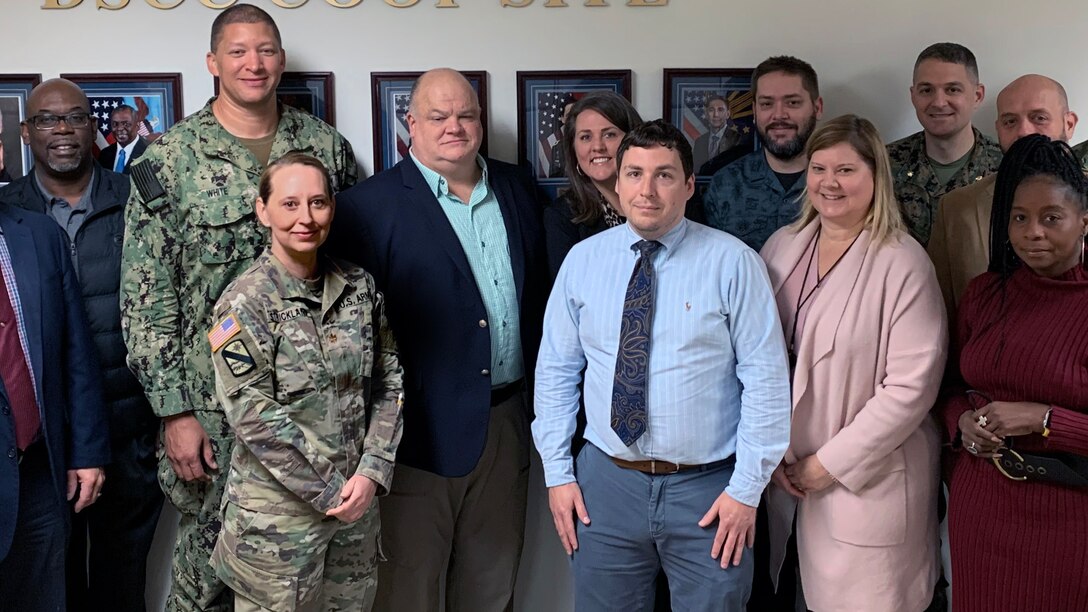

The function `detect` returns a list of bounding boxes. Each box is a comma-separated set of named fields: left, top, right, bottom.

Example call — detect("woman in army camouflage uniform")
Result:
left=208, top=153, right=403, bottom=612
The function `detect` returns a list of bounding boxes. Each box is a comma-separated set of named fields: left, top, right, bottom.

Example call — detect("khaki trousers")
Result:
left=374, top=392, right=530, bottom=612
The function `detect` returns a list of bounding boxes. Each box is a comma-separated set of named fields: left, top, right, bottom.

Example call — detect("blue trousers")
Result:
left=0, top=442, right=67, bottom=612
left=572, top=444, right=753, bottom=612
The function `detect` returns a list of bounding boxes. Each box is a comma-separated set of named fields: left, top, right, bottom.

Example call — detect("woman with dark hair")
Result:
left=543, top=90, right=642, bottom=277
left=940, top=134, right=1088, bottom=611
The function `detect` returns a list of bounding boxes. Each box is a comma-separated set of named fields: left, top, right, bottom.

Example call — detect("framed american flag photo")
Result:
left=62, top=72, right=183, bottom=156
left=516, top=70, right=632, bottom=197
left=0, top=74, right=41, bottom=183
left=663, top=68, right=757, bottom=181
left=370, top=71, right=489, bottom=173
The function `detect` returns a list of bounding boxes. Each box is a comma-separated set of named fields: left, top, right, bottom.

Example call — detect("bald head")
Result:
left=995, top=74, right=1077, bottom=151
left=28, top=78, right=90, bottom=116
left=408, top=68, right=479, bottom=116
left=22, top=78, right=96, bottom=178
left=405, top=68, right=483, bottom=175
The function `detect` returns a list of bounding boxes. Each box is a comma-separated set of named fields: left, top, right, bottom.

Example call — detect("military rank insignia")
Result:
left=221, top=340, right=256, bottom=377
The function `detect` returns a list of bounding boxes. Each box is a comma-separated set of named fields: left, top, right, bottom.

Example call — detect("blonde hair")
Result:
left=791, top=114, right=903, bottom=244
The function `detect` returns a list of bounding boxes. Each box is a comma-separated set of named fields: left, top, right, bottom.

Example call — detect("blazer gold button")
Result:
left=481, top=369, right=490, bottom=376
left=479, top=320, right=488, bottom=328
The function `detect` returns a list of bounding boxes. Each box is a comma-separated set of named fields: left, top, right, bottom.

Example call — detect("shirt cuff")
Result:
left=354, top=455, right=394, bottom=496
left=311, top=473, right=349, bottom=514
left=724, top=476, right=762, bottom=508
left=148, top=388, right=190, bottom=418
left=542, top=459, right=575, bottom=488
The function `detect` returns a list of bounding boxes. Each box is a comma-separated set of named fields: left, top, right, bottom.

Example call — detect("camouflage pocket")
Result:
left=157, top=452, right=205, bottom=515
left=191, top=196, right=265, bottom=265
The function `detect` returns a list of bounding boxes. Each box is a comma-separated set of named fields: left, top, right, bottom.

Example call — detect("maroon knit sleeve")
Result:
left=1044, top=407, right=1088, bottom=455
left=935, top=272, right=985, bottom=444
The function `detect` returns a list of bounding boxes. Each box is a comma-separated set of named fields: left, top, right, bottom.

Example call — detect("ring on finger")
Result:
left=977, top=415, right=989, bottom=427
left=967, top=441, right=979, bottom=455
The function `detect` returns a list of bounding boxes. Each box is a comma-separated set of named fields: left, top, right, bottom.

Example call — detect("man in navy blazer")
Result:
left=96, top=105, right=148, bottom=175
left=331, top=68, right=547, bottom=612
left=0, top=202, right=109, bottom=610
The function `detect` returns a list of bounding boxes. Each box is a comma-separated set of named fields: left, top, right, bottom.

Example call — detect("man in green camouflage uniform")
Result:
left=119, top=6, right=357, bottom=611
left=887, top=42, right=1002, bottom=246
left=210, top=244, right=402, bottom=612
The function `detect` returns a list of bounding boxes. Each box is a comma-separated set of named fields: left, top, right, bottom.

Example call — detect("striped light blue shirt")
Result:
left=532, top=218, right=791, bottom=506
left=410, top=151, right=523, bottom=386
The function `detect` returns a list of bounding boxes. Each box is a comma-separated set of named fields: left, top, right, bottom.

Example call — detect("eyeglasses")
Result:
left=26, top=112, right=92, bottom=131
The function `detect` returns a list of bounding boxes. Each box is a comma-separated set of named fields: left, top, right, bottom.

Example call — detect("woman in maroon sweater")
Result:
left=941, top=134, right=1088, bottom=611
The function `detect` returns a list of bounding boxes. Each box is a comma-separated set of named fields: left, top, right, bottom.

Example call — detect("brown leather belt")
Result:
left=609, top=455, right=733, bottom=475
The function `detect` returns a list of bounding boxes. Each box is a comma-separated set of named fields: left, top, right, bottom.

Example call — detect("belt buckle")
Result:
left=993, top=448, right=1028, bottom=481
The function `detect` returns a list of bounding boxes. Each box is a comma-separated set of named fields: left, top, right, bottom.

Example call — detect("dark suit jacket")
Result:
left=97, top=138, right=148, bottom=175
left=0, top=204, right=109, bottom=561
left=331, top=157, right=548, bottom=477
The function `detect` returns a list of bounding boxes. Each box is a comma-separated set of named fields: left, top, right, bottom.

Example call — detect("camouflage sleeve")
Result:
left=120, top=154, right=189, bottom=418
left=332, top=133, right=359, bottom=193
left=213, top=296, right=349, bottom=514
left=354, top=291, right=404, bottom=495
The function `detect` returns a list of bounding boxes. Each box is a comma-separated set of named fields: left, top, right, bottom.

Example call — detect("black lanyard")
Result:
left=788, top=230, right=862, bottom=367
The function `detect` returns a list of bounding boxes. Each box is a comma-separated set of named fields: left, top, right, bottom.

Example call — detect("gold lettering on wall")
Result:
left=144, top=0, right=183, bottom=7
left=45, top=0, right=667, bottom=9
left=271, top=0, right=308, bottom=6
left=200, top=0, right=237, bottom=7
left=42, top=0, right=83, bottom=7
left=434, top=0, right=459, bottom=6
left=385, top=0, right=420, bottom=6
left=627, top=0, right=666, bottom=5
left=96, top=0, right=130, bottom=9
left=584, top=0, right=608, bottom=5
left=543, top=0, right=568, bottom=6
left=325, top=0, right=363, bottom=7
left=500, top=0, right=533, bottom=6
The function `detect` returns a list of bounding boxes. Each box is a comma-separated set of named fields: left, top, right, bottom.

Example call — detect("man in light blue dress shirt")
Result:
left=533, top=120, right=792, bottom=611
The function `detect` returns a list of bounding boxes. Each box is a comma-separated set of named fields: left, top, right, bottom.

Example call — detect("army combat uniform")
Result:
left=209, top=249, right=403, bottom=612
left=119, top=100, right=357, bottom=611
left=887, top=127, right=1001, bottom=246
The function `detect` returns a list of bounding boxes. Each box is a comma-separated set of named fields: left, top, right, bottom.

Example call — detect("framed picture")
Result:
left=663, top=68, right=758, bottom=180
left=370, top=71, right=489, bottom=173
left=62, top=72, right=183, bottom=155
left=214, top=71, right=336, bottom=125
left=517, top=70, right=632, bottom=196
left=0, top=74, right=42, bottom=182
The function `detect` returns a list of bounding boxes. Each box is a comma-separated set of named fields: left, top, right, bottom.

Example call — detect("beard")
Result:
left=758, top=114, right=818, bottom=160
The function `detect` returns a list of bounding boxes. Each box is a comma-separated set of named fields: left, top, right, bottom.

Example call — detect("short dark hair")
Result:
left=210, top=4, right=281, bottom=53
left=752, top=56, right=820, bottom=102
left=109, top=104, right=135, bottom=120
left=914, top=42, right=979, bottom=84
left=616, top=119, right=694, bottom=180
left=258, top=152, right=333, bottom=204
left=706, top=94, right=728, bottom=108
left=989, top=134, right=1088, bottom=276
left=560, top=91, right=643, bottom=225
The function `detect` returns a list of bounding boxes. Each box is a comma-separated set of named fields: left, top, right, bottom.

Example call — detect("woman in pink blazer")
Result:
left=759, top=115, right=948, bottom=612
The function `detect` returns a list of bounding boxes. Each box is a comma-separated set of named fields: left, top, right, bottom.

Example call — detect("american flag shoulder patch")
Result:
left=208, top=313, right=243, bottom=352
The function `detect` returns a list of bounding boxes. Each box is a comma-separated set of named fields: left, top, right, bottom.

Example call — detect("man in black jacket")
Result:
left=0, top=77, right=162, bottom=612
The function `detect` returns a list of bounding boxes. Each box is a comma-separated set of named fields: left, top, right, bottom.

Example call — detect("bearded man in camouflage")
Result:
left=119, top=6, right=356, bottom=610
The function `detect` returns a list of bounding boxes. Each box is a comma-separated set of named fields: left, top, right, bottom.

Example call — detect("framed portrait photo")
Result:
left=663, top=68, right=758, bottom=181
left=0, top=74, right=42, bottom=183
left=370, top=70, right=489, bottom=173
left=62, top=72, right=183, bottom=155
left=214, top=71, right=336, bottom=125
left=517, top=69, right=633, bottom=196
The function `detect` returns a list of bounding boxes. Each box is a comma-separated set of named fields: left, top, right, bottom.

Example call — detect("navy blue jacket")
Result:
left=331, top=158, right=548, bottom=477
left=0, top=203, right=109, bottom=561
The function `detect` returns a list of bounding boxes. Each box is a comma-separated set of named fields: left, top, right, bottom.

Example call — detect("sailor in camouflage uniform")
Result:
left=209, top=153, right=401, bottom=612
left=887, top=42, right=1001, bottom=246
left=119, top=6, right=357, bottom=610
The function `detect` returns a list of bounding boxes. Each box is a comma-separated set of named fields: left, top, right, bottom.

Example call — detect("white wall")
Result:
left=4, top=1, right=1087, bottom=609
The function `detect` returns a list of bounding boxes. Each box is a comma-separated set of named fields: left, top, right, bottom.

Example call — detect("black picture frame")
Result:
left=0, top=74, right=42, bottom=182
left=663, top=68, right=758, bottom=181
